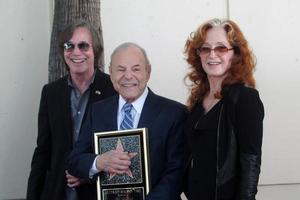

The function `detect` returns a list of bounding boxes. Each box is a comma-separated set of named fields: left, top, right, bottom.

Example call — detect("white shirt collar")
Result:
left=118, top=87, right=149, bottom=115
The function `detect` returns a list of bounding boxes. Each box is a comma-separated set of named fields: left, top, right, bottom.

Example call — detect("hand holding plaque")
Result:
left=94, top=128, right=150, bottom=200
left=96, top=143, right=134, bottom=175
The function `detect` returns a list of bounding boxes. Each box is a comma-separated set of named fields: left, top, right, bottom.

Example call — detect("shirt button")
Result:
left=77, top=111, right=81, bottom=115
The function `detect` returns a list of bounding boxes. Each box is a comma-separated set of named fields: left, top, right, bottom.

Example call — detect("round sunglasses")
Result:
left=197, top=45, right=234, bottom=57
left=63, top=41, right=91, bottom=52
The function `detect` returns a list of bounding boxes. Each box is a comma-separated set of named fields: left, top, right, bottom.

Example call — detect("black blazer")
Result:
left=68, top=89, right=188, bottom=200
left=26, top=69, right=116, bottom=200
left=184, top=84, right=264, bottom=200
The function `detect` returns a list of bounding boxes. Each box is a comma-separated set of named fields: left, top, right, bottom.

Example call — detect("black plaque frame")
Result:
left=94, top=128, right=150, bottom=200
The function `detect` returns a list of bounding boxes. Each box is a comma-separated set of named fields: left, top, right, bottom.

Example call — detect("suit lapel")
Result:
left=88, top=69, right=105, bottom=104
left=84, top=69, right=109, bottom=124
left=138, top=89, right=162, bottom=128
left=100, top=96, right=119, bottom=131
left=61, top=78, right=73, bottom=146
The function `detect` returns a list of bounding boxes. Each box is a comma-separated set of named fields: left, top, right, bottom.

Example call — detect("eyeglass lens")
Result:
left=198, top=46, right=233, bottom=56
left=63, top=41, right=90, bottom=52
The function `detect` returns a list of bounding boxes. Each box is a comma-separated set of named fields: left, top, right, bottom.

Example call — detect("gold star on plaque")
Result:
left=108, top=139, right=137, bottom=180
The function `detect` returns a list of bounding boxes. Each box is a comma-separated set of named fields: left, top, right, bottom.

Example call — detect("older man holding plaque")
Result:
left=68, top=42, right=187, bottom=200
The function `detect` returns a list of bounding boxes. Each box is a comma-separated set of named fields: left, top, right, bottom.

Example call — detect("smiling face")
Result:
left=109, top=46, right=151, bottom=103
left=200, top=27, right=234, bottom=80
left=63, top=27, right=95, bottom=77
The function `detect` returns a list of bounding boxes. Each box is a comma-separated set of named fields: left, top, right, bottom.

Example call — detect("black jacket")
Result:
left=184, top=84, right=264, bottom=200
left=26, top=69, right=116, bottom=200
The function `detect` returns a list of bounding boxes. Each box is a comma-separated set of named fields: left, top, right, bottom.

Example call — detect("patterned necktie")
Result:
left=120, top=102, right=133, bottom=130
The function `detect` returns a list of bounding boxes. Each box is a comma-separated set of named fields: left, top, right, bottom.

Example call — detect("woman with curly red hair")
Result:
left=183, top=18, right=264, bottom=200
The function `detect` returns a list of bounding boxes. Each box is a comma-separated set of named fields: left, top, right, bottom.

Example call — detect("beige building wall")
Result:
left=0, top=0, right=50, bottom=198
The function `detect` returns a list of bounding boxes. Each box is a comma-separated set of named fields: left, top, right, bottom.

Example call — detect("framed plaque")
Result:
left=94, top=128, right=150, bottom=200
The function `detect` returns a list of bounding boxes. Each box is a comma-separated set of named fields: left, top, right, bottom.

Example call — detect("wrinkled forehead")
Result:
left=112, top=46, right=147, bottom=66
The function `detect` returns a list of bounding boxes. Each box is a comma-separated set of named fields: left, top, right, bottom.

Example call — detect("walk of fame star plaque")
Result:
left=94, top=128, right=150, bottom=200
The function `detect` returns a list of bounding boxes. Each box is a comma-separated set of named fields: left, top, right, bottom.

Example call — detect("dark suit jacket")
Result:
left=68, top=89, right=187, bottom=200
left=26, top=69, right=116, bottom=200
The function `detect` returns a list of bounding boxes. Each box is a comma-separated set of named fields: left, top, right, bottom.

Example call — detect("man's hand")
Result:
left=96, top=150, right=133, bottom=174
left=65, top=170, right=87, bottom=187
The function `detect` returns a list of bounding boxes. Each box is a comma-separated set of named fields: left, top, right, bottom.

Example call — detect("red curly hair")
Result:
left=184, top=18, right=256, bottom=110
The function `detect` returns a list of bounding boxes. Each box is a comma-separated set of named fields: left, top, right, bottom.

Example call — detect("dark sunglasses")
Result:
left=197, top=46, right=234, bottom=56
left=63, top=41, right=91, bottom=52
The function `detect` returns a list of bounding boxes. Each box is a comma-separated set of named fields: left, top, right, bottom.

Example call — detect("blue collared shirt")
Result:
left=68, top=73, right=96, bottom=145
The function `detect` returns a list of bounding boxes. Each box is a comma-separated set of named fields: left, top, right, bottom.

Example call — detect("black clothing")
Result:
left=184, top=84, right=264, bottom=200
left=186, top=101, right=221, bottom=199
left=26, top=69, right=117, bottom=200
